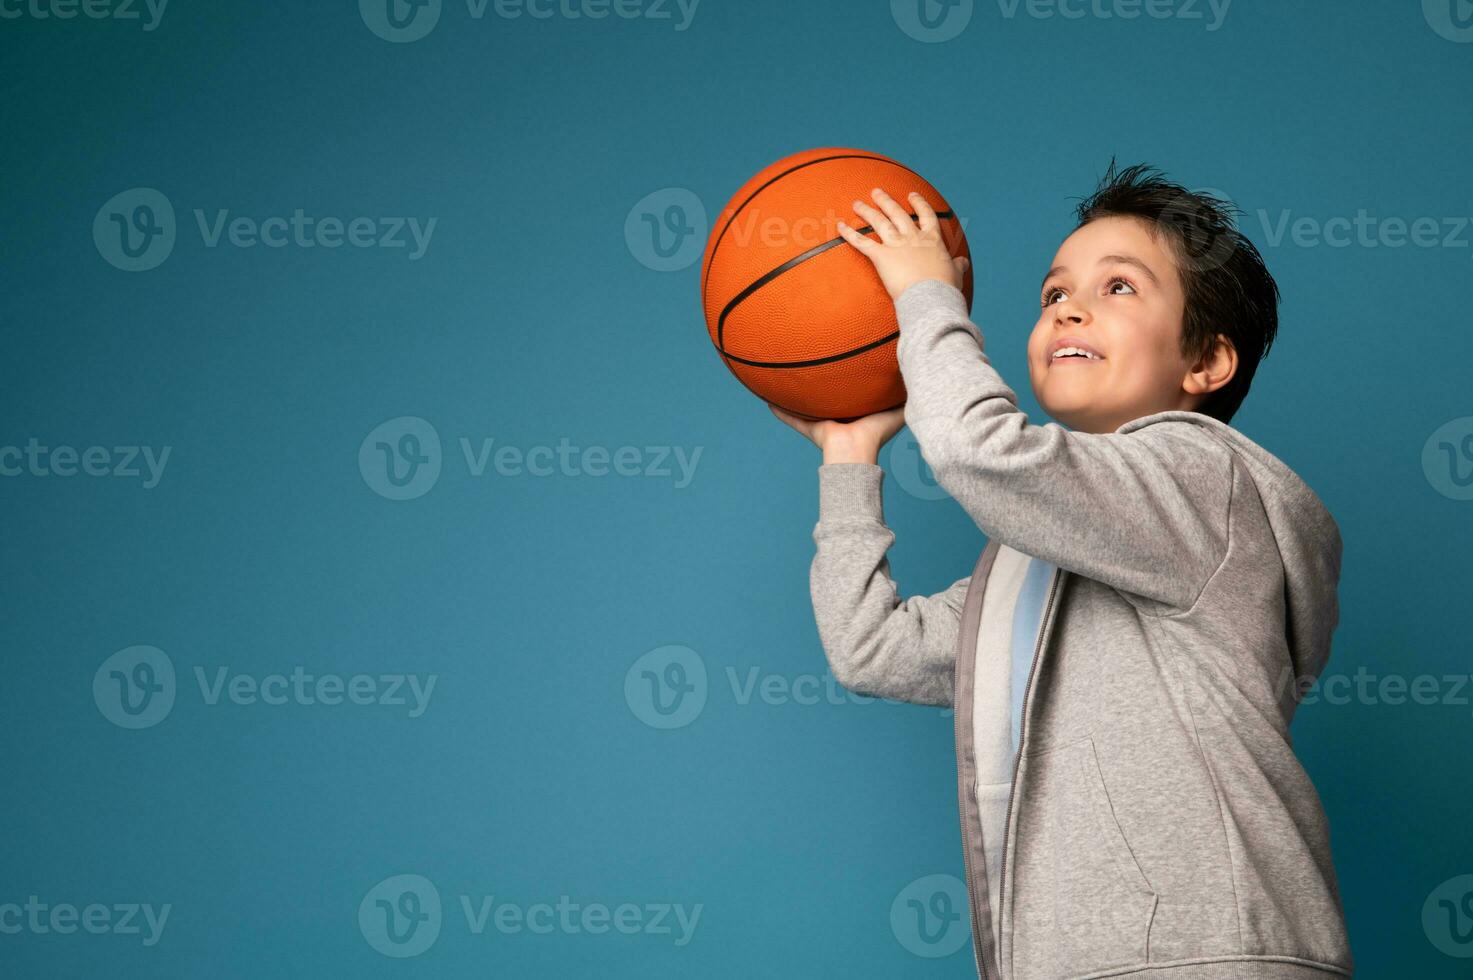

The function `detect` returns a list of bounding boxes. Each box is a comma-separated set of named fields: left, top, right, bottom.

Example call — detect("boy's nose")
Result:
left=1054, top=300, right=1090, bottom=325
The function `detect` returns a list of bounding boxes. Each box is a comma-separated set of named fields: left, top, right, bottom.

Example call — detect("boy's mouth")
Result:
left=1050, top=350, right=1105, bottom=366
left=1049, top=337, right=1105, bottom=364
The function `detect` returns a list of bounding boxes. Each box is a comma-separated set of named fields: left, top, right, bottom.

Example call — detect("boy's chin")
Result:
left=1034, top=380, right=1079, bottom=412
left=1035, top=391, right=1102, bottom=433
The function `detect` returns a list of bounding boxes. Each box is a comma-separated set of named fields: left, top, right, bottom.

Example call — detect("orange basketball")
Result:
left=700, top=147, right=972, bottom=422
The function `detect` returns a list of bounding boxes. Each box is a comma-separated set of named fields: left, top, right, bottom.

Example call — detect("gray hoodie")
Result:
left=809, top=278, right=1352, bottom=978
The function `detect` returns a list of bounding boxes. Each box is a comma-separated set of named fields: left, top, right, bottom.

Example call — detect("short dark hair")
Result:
left=1071, top=159, right=1279, bottom=425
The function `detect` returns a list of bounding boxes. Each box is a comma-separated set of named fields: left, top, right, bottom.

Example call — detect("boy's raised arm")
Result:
left=810, top=462, right=969, bottom=707
left=894, top=277, right=1232, bottom=613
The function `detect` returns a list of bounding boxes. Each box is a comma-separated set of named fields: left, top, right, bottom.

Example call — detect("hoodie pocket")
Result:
left=1011, top=736, right=1159, bottom=978
left=1076, top=735, right=1154, bottom=897
left=1076, top=736, right=1244, bottom=962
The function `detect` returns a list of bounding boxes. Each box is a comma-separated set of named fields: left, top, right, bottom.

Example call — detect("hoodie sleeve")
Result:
left=810, top=463, right=968, bottom=707
left=894, top=277, right=1233, bottom=613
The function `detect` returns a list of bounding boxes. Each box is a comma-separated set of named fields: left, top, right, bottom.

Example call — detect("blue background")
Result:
left=3, top=0, right=1470, bottom=976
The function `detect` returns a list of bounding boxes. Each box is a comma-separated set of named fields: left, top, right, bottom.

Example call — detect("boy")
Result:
left=771, top=162, right=1353, bottom=979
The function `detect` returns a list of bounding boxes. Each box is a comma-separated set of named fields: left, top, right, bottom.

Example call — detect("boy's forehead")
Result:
left=1051, top=215, right=1175, bottom=271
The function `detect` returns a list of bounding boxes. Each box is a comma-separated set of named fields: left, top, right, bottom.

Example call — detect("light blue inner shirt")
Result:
left=1008, top=556, right=1058, bottom=756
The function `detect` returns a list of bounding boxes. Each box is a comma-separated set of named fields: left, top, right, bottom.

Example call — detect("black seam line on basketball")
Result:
left=701, top=152, right=930, bottom=303
left=721, top=330, right=899, bottom=369
left=716, top=209, right=955, bottom=356
left=701, top=152, right=892, bottom=301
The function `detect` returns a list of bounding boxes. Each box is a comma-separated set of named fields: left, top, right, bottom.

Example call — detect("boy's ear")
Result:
left=1183, top=333, right=1237, bottom=398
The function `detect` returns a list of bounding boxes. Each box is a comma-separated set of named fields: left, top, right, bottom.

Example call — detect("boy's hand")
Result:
left=769, top=403, right=907, bottom=465
left=837, top=188, right=970, bottom=302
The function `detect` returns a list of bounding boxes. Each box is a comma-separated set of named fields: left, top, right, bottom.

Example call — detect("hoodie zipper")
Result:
left=958, top=719, right=990, bottom=980
left=988, top=567, right=1063, bottom=978
left=955, top=547, right=998, bottom=980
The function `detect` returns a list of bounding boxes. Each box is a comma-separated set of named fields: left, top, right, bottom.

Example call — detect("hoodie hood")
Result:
left=1116, top=410, right=1344, bottom=718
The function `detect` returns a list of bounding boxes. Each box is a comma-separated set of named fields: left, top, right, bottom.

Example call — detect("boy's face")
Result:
left=1027, top=215, right=1210, bottom=434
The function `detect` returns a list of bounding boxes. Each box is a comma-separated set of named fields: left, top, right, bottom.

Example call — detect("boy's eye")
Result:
left=1041, top=276, right=1138, bottom=308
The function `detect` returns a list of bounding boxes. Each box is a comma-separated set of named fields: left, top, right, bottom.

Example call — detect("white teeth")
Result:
left=1052, top=346, right=1101, bottom=360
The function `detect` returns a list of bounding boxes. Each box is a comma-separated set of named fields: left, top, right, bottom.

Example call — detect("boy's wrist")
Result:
left=822, top=436, right=880, bottom=466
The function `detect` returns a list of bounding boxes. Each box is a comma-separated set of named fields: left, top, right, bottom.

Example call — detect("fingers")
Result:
left=908, top=191, right=940, bottom=235
left=835, top=218, right=880, bottom=255
left=769, top=402, right=810, bottom=433
left=850, top=197, right=899, bottom=244
left=869, top=187, right=918, bottom=237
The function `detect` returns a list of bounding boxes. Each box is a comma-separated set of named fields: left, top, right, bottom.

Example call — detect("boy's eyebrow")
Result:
left=1041, top=254, right=1161, bottom=292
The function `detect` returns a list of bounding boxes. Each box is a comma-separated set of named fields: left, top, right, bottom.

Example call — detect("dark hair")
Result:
left=1071, top=159, right=1279, bottom=425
